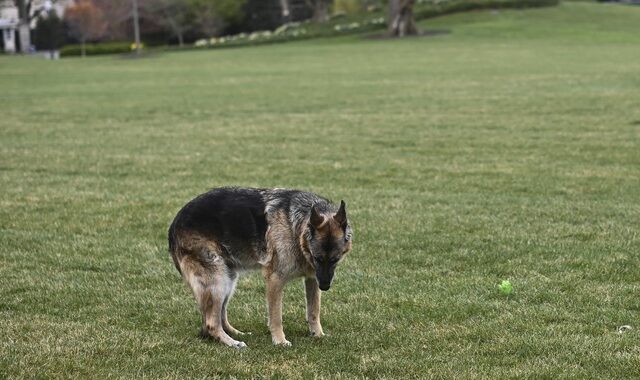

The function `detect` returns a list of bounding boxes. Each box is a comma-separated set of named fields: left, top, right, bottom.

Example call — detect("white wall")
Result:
left=0, top=0, right=75, bottom=27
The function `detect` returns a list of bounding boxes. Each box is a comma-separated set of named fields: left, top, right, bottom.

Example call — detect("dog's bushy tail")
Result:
left=167, top=218, right=182, bottom=275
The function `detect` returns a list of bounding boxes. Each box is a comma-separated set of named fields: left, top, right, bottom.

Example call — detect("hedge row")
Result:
left=59, top=42, right=132, bottom=58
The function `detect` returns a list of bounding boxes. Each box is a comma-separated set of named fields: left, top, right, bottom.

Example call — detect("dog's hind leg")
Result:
left=201, top=281, right=246, bottom=348
left=181, top=255, right=247, bottom=349
left=221, top=272, right=248, bottom=336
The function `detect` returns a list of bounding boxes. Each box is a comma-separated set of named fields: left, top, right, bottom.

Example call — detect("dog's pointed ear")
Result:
left=310, top=204, right=326, bottom=229
left=334, top=200, right=347, bottom=227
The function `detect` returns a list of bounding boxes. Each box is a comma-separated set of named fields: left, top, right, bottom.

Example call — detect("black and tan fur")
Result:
left=168, top=187, right=353, bottom=348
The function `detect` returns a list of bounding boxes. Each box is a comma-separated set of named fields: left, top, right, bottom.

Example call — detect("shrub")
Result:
left=334, top=0, right=363, bottom=14
left=34, top=11, right=65, bottom=51
left=60, top=42, right=133, bottom=57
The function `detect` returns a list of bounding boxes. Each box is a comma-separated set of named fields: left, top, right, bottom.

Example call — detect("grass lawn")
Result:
left=1, top=2, right=639, bottom=378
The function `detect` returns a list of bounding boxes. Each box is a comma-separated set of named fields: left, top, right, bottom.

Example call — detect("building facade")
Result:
left=0, top=1, right=18, bottom=52
left=0, top=0, right=74, bottom=53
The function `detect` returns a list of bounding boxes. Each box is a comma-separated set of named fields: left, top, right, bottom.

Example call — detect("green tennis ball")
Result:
left=498, top=280, right=513, bottom=295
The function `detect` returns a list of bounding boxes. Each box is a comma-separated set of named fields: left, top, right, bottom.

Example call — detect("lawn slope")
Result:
left=1, top=2, right=639, bottom=378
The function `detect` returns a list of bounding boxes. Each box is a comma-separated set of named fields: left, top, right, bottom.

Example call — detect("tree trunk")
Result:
left=18, top=22, right=31, bottom=53
left=312, top=0, right=329, bottom=23
left=388, top=0, right=418, bottom=37
left=177, top=31, right=184, bottom=48
left=132, top=0, right=142, bottom=55
left=16, top=0, right=31, bottom=53
left=280, top=0, right=291, bottom=23
left=81, top=39, right=86, bottom=57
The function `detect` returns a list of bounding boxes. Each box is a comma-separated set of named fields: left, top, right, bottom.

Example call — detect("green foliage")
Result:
left=143, top=0, right=192, bottom=44
left=1, top=3, right=640, bottom=378
left=59, top=41, right=132, bottom=57
left=187, top=0, right=247, bottom=37
left=334, top=0, right=364, bottom=14
left=214, top=0, right=246, bottom=24
left=33, top=11, right=65, bottom=51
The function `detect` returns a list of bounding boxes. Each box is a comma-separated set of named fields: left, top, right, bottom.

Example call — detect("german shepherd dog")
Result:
left=168, top=187, right=353, bottom=348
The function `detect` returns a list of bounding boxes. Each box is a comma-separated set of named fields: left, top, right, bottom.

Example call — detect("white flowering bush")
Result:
left=334, top=21, right=364, bottom=32
left=194, top=13, right=387, bottom=49
left=196, top=28, right=290, bottom=48
left=274, top=22, right=301, bottom=35
left=194, top=39, right=208, bottom=47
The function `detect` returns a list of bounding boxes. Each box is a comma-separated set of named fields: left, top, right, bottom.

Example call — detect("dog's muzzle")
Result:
left=316, top=265, right=335, bottom=292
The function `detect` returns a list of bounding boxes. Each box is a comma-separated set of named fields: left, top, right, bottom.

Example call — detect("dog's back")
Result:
left=168, top=187, right=271, bottom=271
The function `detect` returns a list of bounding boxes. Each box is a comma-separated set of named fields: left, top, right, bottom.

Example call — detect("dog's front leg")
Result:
left=265, top=273, right=291, bottom=346
left=304, top=277, right=324, bottom=337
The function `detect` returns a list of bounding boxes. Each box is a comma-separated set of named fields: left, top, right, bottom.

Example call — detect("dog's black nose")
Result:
left=319, top=284, right=331, bottom=291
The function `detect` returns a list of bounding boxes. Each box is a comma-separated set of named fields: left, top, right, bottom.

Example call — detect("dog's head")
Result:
left=306, top=200, right=353, bottom=291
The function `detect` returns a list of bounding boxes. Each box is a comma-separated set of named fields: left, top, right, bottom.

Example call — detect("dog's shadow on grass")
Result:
left=196, top=323, right=332, bottom=349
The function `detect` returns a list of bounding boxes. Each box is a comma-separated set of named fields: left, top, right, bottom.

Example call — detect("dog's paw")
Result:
left=273, top=339, right=292, bottom=347
left=232, top=341, right=247, bottom=349
left=309, top=324, right=325, bottom=338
